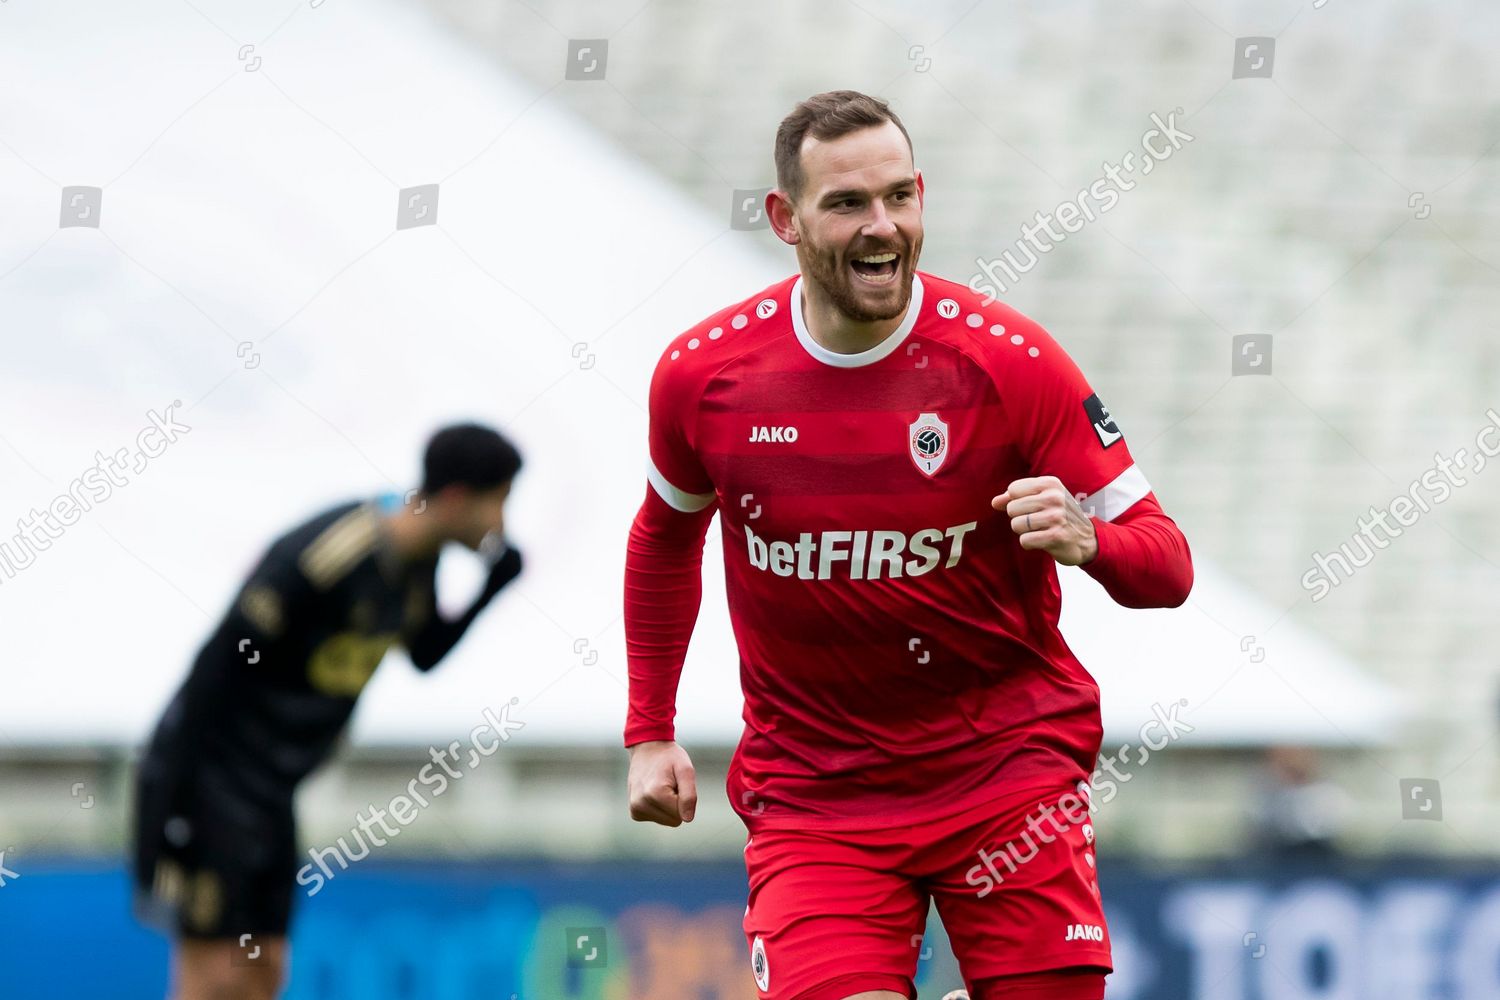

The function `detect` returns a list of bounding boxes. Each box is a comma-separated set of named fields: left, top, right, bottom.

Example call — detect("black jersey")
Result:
left=143, top=495, right=499, bottom=806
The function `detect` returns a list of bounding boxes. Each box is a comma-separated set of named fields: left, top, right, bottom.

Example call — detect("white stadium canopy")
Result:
left=0, top=0, right=1402, bottom=750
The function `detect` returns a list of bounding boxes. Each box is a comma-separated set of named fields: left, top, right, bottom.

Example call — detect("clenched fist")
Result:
left=627, top=740, right=697, bottom=826
left=992, top=475, right=1099, bottom=566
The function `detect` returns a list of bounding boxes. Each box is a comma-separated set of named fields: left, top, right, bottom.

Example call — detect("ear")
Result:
left=767, top=189, right=799, bottom=246
left=914, top=169, right=925, bottom=209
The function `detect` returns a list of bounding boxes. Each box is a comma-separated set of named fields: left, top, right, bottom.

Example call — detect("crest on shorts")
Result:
left=751, top=935, right=770, bottom=991
left=908, top=411, right=949, bottom=477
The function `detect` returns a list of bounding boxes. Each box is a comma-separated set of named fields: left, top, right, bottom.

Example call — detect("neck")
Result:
left=797, top=274, right=909, bottom=356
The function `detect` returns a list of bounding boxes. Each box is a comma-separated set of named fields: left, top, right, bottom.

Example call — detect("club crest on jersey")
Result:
left=908, top=411, right=949, bottom=477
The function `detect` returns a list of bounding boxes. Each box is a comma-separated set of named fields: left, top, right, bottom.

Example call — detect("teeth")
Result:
left=854, top=253, right=897, bottom=264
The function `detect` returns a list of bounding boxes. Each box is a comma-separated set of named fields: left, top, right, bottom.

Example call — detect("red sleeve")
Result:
left=645, top=339, right=714, bottom=505
left=623, top=487, right=715, bottom=746
left=623, top=342, right=718, bottom=747
left=988, top=307, right=1193, bottom=609
left=1082, top=493, right=1193, bottom=608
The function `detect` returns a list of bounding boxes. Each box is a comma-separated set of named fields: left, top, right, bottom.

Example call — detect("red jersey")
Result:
left=625, top=271, right=1192, bottom=832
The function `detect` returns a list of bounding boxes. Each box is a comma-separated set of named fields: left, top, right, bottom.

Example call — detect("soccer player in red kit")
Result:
left=623, top=90, right=1192, bottom=1000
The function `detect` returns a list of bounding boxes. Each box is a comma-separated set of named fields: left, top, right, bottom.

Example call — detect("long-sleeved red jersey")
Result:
left=625, top=271, right=1192, bottom=832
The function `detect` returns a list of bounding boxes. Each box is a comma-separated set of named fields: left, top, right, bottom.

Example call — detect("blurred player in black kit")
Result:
left=132, top=423, right=524, bottom=1000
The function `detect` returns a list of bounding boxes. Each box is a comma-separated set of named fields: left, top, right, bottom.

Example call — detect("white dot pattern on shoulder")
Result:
left=965, top=313, right=983, bottom=328
left=1028, top=346, right=1040, bottom=357
left=672, top=293, right=791, bottom=361
left=989, top=324, right=1005, bottom=337
left=1010, top=334, right=1024, bottom=345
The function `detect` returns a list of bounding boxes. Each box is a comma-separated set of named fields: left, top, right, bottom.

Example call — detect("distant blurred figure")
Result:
left=1251, top=746, right=1351, bottom=859
left=131, top=423, right=523, bottom=1000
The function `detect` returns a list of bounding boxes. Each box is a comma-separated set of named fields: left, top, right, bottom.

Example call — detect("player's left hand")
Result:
left=992, top=476, right=1098, bottom=566
left=481, top=542, right=524, bottom=597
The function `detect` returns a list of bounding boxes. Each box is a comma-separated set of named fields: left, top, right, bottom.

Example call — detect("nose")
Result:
left=863, top=201, right=897, bottom=240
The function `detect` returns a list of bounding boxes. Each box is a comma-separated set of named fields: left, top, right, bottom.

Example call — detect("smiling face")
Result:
left=784, top=120, right=924, bottom=323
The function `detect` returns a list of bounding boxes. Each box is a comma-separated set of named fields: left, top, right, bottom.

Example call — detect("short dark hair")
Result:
left=775, top=90, right=913, bottom=202
left=420, top=423, right=521, bottom=496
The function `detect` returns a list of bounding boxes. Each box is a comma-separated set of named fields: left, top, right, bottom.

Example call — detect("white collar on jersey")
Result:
left=789, top=272, right=926, bottom=368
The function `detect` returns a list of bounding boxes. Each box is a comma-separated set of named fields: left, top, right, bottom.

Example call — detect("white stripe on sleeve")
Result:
left=1079, top=464, right=1151, bottom=522
left=647, top=457, right=715, bottom=513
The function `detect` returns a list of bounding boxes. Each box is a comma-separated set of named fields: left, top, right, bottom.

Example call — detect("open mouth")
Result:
left=849, top=251, right=900, bottom=285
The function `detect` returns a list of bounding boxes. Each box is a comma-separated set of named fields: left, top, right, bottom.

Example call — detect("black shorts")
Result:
left=131, top=755, right=298, bottom=940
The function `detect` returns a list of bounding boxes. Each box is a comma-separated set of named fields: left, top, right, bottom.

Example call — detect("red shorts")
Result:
left=741, top=778, right=1111, bottom=1000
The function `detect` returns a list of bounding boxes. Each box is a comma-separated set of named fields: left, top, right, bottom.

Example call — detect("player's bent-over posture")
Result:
left=133, top=423, right=524, bottom=1000
left=623, top=91, right=1193, bottom=1000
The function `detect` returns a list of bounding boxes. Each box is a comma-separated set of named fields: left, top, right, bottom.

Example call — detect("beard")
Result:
left=800, top=227, right=922, bottom=324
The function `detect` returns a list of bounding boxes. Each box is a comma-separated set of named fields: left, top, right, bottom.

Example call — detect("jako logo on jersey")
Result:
left=1082, top=393, right=1121, bottom=449
left=744, top=521, right=977, bottom=580
left=751, top=936, right=769, bottom=991
left=1065, top=923, right=1105, bottom=942
left=909, top=411, right=949, bottom=476
left=748, top=425, right=798, bottom=443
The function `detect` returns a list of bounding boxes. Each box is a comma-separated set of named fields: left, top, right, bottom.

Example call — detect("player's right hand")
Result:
left=627, top=740, right=697, bottom=826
